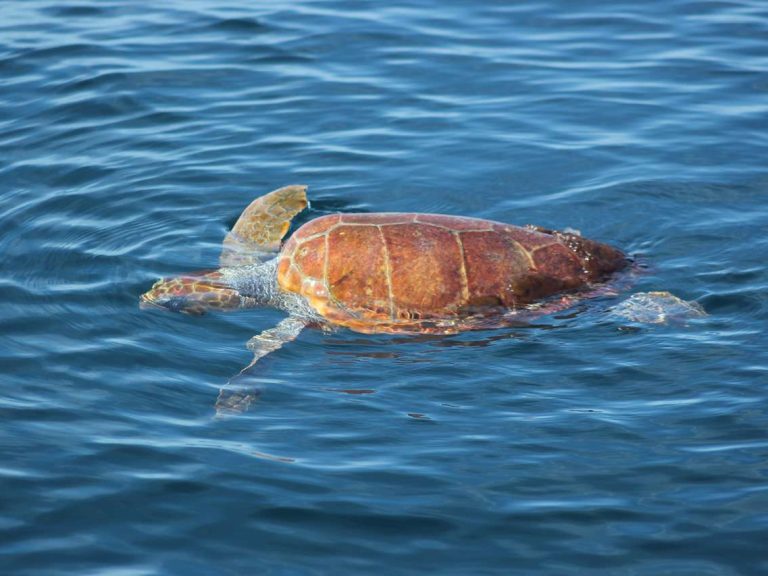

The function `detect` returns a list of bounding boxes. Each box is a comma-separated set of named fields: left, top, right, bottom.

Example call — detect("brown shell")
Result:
left=276, top=213, right=627, bottom=334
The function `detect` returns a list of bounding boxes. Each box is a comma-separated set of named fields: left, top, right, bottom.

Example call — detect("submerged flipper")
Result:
left=220, top=184, right=308, bottom=267
left=610, top=291, right=706, bottom=324
left=215, top=315, right=307, bottom=416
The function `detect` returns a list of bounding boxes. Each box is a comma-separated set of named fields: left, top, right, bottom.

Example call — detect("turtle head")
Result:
left=140, top=272, right=245, bottom=315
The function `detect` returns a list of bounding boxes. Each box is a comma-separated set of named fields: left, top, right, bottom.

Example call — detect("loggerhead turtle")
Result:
left=140, top=185, right=703, bottom=413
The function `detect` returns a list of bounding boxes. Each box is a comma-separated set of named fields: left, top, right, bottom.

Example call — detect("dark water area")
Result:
left=2, top=1, right=767, bottom=574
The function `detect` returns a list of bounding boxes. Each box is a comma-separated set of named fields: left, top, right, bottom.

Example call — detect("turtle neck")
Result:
left=221, top=259, right=280, bottom=308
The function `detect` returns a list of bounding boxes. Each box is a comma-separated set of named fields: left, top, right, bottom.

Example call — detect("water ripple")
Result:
left=1, top=0, right=767, bottom=574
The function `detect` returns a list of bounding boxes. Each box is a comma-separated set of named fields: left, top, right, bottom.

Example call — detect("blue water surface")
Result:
left=1, top=1, right=767, bottom=574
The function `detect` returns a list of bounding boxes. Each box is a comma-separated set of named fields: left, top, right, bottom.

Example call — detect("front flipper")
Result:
left=215, top=315, right=307, bottom=416
left=220, top=184, right=308, bottom=267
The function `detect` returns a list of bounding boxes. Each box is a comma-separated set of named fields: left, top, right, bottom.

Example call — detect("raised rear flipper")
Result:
left=215, top=315, right=307, bottom=416
left=220, top=184, right=308, bottom=267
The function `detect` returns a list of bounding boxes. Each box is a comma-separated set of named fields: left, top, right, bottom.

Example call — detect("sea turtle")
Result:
left=140, top=185, right=703, bottom=413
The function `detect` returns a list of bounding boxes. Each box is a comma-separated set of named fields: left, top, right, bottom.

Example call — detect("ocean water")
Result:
left=1, top=1, right=767, bottom=574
